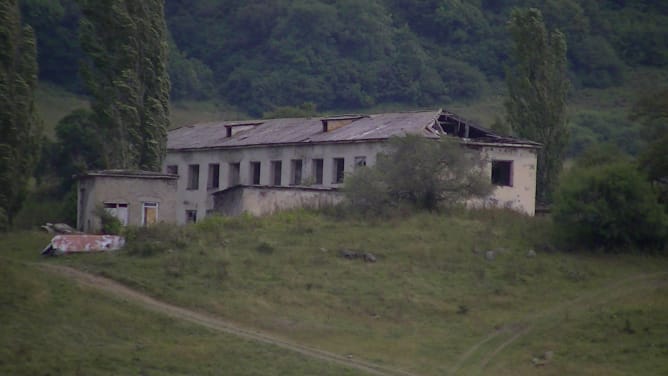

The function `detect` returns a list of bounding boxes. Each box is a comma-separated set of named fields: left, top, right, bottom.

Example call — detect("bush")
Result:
left=553, top=160, right=667, bottom=252
left=344, top=135, right=492, bottom=214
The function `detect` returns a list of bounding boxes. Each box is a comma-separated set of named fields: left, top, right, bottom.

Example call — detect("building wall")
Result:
left=165, top=141, right=538, bottom=222
left=164, top=142, right=386, bottom=224
left=214, top=186, right=344, bottom=216
left=77, top=176, right=178, bottom=232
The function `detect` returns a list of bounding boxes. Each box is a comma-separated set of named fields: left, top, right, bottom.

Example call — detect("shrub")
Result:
left=553, top=160, right=667, bottom=252
left=94, top=206, right=122, bottom=235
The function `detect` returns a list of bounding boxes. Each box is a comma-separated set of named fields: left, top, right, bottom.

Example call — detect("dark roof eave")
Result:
left=167, top=137, right=391, bottom=152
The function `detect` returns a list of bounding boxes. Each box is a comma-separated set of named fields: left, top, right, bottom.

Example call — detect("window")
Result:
left=250, top=161, right=261, bottom=185
left=491, top=160, right=513, bottom=186
left=187, top=164, right=200, bottom=190
left=312, top=159, right=324, bottom=185
left=354, top=156, right=366, bottom=169
left=185, top=210, right=197, bottom=224
left=166, top=165, right=178, bottom=175
left=291, top=159, right=303, bottom=185
left=207, top=163, right=220, bottom=189
left=104, top=202, right=128, bottom=226
left=142, top=202, right=158, bottom=226
left=271, top=161, right=282, bottom=185
left=333, top=158, right=345, bottom=184
left=229, top=162, right=240, bottom=186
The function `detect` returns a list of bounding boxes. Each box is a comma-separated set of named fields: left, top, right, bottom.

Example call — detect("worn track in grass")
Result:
left=40, top=263, right=418, bottom=376
left=450, top=272, right=668, bottom=375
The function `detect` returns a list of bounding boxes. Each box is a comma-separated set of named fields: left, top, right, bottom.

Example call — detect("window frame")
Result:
left=250, top=161, right=261, bottom=185
left=187, top=164, right=200, bottom=190
left=291, top=159, right=303, bottom=185
left=141, top=202, right=159, bottom=226
left=207, top=163, right=220, bottom=189
left=491, top=160, right=513, bottom=187
left=271, top=160, right=282, bottom=186
left=312, top=158, right=324, bottom=185
left=333, top=158, right=345, bottom=184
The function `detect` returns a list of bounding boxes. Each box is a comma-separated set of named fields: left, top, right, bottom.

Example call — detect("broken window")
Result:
left=104, top=202, right=128, bottom=226
left=250, top=161, right=261, bottom=185
left=291, top=159, right=303, bottom=185
left=491, top=160, right=513, bottom=187
left=354, top=156, right=366, bottom=169
left=185, top=210, right=197, bottom=224
left=271, top=161, right=282, bottom=185
left=229, top=162, right=240, bottom=186
left=187, top=164, right=200, bottom=190
left=333, top=158, right=345, bottom=184
left=312, top=158, right=323, bottom=185
left=166, top=165, right=178, bottom=175
left=207, top=163, right=220, bottom=189
left=142, top=202, right=158, bottom=226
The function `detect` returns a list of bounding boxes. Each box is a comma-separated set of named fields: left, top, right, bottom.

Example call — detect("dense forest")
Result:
left=21, top=0, right=668, bottom=115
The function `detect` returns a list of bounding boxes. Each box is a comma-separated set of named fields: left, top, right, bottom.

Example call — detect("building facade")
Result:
left=164, top=109, right=540, bottom=223
left=76, top=170, right=178, bottom=232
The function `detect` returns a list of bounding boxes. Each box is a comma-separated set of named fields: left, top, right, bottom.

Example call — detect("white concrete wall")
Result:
left=164, top=142, right=386, bottom=224
left=214, top=187, right=344, bottom=216
left=165, top=141, right=538, bottom=222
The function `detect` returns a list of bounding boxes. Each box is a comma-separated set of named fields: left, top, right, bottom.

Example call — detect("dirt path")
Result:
left=40, top=264, right=418, bottom=376
left=449, top=271, right=668, bottom=375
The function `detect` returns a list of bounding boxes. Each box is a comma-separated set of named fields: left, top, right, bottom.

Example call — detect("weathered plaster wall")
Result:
left=77, top=176, right=178, bottom=232
left=165, top=141, right=538, bottom=222
left=214, top=186, right=344, bottom=216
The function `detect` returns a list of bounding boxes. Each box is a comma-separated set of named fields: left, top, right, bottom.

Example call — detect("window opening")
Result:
left=291, top=159, right=303, bottom=185
left=166, top=165, right=178, bottom=175
left=229, top=162, right=240, bottom=186
left=354, top=156, right=366, bottom=169
left=103, top=202, right=129, bottom=226
left=312, top=159, right=323, bottom=185
left=208, top=163, right=220, bottom=189
left=271, top=161, right=282, bottom=185
left=185, top=210, right=197, bottom=224
left=491, top=160, right=513, bottom=186
left=333, top=158, right=345, bottom=184
left=250, top=161, right=261, bottom=185
left=187, top=164, right=200, bottom=190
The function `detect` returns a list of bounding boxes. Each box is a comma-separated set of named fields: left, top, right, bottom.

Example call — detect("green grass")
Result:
left=0, top=231, right=363, bottom=376
left=6, top=210, right=665, bottom=375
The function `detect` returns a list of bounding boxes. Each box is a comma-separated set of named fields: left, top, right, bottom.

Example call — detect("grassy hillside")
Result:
left=6, top=210, right=666, bottom=375
left=0, top=232, right=363, bottom=375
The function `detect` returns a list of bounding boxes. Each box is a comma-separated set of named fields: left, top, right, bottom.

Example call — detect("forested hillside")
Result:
left=22, top=0, right=668, bottom=115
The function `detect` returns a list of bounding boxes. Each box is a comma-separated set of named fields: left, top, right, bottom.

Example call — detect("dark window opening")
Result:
left=271, top=161, right=282, bottom=185
left=185, top=210, right=197, bottom=224
left=250, top=161, right=261, bottom=185
left=354, top=156, right=366, bottom=169
left=333, top=158, right=345, bottom=184
left=187, top=164, right=200, bottom=190
left=312, top=159, right=323, bottom=185
left=207, top=163, right=220, bottom=189
left=229, top=162, right=240, bottom=186
left=166, top=165, right=178, bottom=175
left=492, top=160, right=513, bottom=186
left=291, top=159, right=303, bottom=185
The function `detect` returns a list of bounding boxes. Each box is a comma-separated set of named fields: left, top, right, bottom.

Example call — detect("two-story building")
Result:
left=164, top=109, right=540, bottom=223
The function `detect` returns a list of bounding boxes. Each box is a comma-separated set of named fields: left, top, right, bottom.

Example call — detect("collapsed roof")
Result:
left=167, top=109, right=540, bottom=151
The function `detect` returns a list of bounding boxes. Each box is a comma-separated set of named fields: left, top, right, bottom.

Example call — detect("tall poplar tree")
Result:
left=0, top=0, right=41, bottom=227
left=79, top=0, right=170, bottom=171
left=505, top=8, right=569, bottom=204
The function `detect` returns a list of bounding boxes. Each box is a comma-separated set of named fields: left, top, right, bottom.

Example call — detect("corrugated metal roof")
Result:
left=167, top=109, right=539, bottom=151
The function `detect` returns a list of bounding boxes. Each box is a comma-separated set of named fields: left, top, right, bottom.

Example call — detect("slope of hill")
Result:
left=5, top=210, right=666, bottom=375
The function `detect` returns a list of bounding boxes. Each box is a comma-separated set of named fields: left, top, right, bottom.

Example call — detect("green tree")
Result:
left=631, top=87, right=668, bottom=205
left=344, top=134, right=492, bottom=213
left=0, top=0, right=41, bottom=227
left=505, top=8, right=569, bottom=204
left=79, top=0, right=170, bottom=171
left=553, top=157, right=667, bottom=252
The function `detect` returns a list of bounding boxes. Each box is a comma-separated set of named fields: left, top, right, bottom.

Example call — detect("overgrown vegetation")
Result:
left=344, top=135, right=492, bottom=214
left=4, top=209, right=661, bottom=375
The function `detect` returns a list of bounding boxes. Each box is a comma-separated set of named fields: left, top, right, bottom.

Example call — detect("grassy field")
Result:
left=4, top=210, right=666, bottom=375
left=0, top=232, right=364, bottom=376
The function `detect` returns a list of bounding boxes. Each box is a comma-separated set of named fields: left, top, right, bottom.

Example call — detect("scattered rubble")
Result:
left=527, top=249, right=537, bottom=257
left=339, top=249, right=377, bottom=263
left=41, top=222, right=81, bottom=234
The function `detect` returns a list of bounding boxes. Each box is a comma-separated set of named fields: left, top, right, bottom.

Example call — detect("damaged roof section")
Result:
left=168, top=109, right=540, bottom=151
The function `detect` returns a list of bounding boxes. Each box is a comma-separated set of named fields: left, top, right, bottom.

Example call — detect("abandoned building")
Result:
left=76, top=170, right=178, bottom=232
left=164, top=109, right=540, bottom=222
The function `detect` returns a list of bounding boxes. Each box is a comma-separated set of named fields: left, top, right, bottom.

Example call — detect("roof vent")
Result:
left=320, top=115, right=366, bottom=132
left=224, top=121, right=263, bottom=137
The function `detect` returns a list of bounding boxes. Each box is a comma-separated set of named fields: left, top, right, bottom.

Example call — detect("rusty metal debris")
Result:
left=41, top=234, right=125, bottom=256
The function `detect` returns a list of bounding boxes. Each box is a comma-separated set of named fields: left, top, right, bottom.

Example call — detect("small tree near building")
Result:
left=344, top=134, right=493, bottom=213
